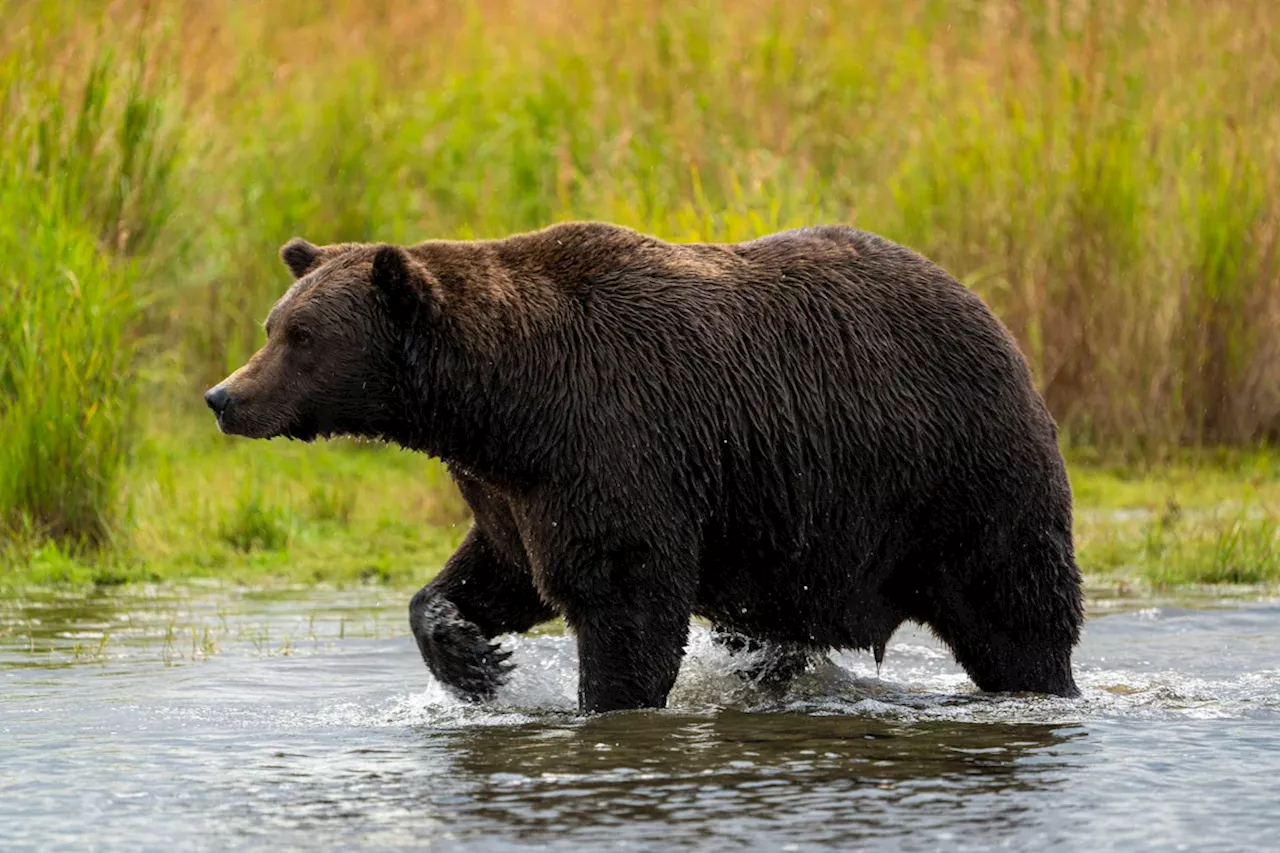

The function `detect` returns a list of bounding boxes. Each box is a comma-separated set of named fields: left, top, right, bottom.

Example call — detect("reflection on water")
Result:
left=1, top=586, right=1278, bottom=851
left=425, top=713, right=1079, bottom=848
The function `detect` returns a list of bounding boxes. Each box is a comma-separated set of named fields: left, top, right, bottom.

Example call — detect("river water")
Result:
left=2, top=586, right=1278, bottom=851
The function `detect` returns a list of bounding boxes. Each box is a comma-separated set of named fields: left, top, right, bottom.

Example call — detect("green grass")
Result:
left=0, top=406, right=1277, bottom=591
left=0, top=407, right=471, bottom=589
left=1079, top=512, right=1280, bottom=589
left=0, top=177, right=136, bottom=546
left=0, top=28, right=178, bottom=546
left=218, top=482, right=293, bottom=554
left=153, top=0, right=1280, bottom=442
left=2, top=0, right=1280, bottom=582
left=1071, top=455, right=1280, bottom=589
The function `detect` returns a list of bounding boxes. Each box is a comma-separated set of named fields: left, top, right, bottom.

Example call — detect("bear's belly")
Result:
left=692, top=553, right=901, bottom=651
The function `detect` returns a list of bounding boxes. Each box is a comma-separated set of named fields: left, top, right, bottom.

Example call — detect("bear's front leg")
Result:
left=541, top=540, right=696, bottom=714
left=410, top=527, right=554, bottom=702
left=572, top=606, right=691, bottom=712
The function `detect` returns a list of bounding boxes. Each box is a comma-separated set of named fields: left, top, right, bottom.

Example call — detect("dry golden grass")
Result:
left=4, top=0, right=1280, bottom=558
left=141, top=0, right=1280, bottom=453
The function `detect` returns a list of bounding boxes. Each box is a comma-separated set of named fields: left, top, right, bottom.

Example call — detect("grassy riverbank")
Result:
left=3, top=1, right=1279, bottom=588
left=2, top=409, right=470, bottom=590
left=3, top=407, right=1277, bottom=591
left=1073, top=453, right=1280, bottom=589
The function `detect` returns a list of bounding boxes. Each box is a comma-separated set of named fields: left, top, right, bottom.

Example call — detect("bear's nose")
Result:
left=204, top=385, right=232, bottom=416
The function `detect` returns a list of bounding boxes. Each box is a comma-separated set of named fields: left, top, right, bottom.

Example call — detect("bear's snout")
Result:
left=204, top=385, right=232, bottom=417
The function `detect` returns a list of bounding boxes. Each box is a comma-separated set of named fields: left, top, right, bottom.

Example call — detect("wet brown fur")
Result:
left=207, top=221, right=1085, bottom=713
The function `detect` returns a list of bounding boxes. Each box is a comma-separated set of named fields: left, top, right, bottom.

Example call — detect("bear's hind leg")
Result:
left=935, top=613, right=1080, bottom=697
left=410, top=527, right=554, bottom=702
left=914, top=540, right=1083, bottom=698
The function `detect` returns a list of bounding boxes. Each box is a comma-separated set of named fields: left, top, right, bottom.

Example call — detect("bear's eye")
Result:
left=288, top=326, right=312, bottom=347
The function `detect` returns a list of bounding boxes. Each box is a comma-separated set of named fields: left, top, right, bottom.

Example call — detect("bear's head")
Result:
left=204, top=238, right=434, bottom=443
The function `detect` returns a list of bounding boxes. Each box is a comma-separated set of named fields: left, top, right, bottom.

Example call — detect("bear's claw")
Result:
left=413, top=596, right=514, bottom=702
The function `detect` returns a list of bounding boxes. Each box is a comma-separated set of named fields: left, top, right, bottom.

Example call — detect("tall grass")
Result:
left=0, top=27, right=179, bottom=545
left=146, top=0, right=1280, bottom=453
left=0, top=178, right=134, bottom=545
left=3, top=0, right=1279, bottom=553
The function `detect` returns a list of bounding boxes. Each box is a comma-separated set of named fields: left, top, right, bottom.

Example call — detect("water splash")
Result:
left=353, top=620, right=1280, bottom=730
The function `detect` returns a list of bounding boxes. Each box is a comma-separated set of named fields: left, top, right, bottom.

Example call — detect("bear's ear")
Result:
left=370, top=244, right=430, bottom=319
left=280, top=238, right=323, bottom=279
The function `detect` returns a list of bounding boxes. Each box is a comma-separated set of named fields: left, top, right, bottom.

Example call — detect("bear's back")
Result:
left=488, top=222, right=1048, bottom=490
left=501, top=222, right=986, bottom=324
left=486, top=223, right=1036, bottom=430
left=499, top=222, right=1023, bottom=394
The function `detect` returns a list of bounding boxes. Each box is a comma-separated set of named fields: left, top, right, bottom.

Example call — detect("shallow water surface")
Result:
left=2, top=587, right=1278, bottom=851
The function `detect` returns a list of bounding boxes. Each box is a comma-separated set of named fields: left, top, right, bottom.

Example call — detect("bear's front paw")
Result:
left=412, top=596, right=514, bottom=702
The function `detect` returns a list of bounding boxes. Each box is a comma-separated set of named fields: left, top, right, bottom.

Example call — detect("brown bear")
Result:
left=205, top=222, right=1084, bottom=713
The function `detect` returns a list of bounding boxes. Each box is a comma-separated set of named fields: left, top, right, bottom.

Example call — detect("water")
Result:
left=2, top=586, right=1278, bottom=852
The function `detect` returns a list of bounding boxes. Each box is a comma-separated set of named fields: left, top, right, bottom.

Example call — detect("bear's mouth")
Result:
left=216, top=409, right=311, bottom=442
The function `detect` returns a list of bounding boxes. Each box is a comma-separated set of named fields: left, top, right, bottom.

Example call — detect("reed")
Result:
left=154, top=0, right=1280, bottom=450
left=0, top=22, right=178, bottom=545
left=3, top=0, right=1279, bottom=555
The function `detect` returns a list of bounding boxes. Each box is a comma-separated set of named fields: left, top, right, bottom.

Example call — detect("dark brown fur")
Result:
left=206, top=222, right=1084, bottom=712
